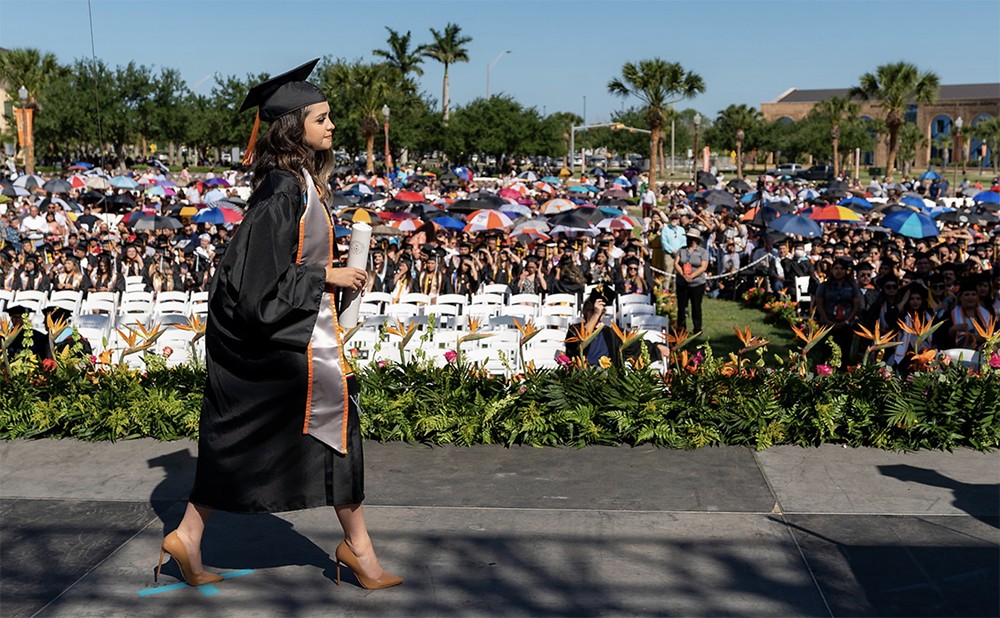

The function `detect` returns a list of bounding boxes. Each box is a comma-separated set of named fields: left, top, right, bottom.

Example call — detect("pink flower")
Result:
left=162, top=346, right=174, bottom=358
left=89, top=355, right=97, bottom=365
left=692, top=350, right=704, bottom=367
left=816, top=364, right=832, bottom=376
left=989, top=353, right=1000, bottom=369
left=555, top=353, right=571, bottom=366
left=376, top=360, right=387, bottom=369
left=879, top=366, right=892, bottom=379
left=444, top=350, right=457, bottom=363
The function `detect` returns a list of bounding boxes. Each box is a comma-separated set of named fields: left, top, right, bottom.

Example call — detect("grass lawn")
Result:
left=696, top=297, right=799, bottom=359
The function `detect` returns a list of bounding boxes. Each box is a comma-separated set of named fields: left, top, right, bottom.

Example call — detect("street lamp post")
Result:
left=486, top=50, right=510, bottom=98
left=18, top=85, right=35, bottom=175
left=954, top=116, right=964, bottom=194
left=382, top=104, right=392, bottom=174
left=692, top=113, right=701, bottom=183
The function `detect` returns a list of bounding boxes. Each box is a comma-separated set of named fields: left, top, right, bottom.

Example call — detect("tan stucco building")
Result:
left=761, top=83, right=999, bottom=173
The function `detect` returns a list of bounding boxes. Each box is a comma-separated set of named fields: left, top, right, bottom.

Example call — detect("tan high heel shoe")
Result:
left=156, top=530, right=224, bottom=586
left=335, top=540, right=403, bottom=590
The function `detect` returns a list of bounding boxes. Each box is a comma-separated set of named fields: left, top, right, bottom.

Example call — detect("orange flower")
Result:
left=854, top=322, right=897, bottom=346
left=973, top=314, right=998, bottom=341
left=909, top=348, right=937, bottom=369
left=897, top=313, right=935, bottom=338
left=733, top=326, right=769, bottom=354
left=790, top=321, right=832, bottom=354
left=513, top=318, right=540, bottom=346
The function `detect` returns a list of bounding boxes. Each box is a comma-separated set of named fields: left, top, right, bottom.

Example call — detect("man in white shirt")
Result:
left=19, top=205, right=47, bottom=249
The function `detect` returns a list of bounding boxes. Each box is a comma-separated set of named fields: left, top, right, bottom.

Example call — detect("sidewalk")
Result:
left=1, top=440, right=997, bottom=617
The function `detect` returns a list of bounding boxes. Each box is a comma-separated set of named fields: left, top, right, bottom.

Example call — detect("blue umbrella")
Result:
left=71, top=161, right=94, bottom=169
left=973, top=190, right=1000, bottom=204
left=431, top=216, right=466, bottom=231
left=769, top=214, right=823, bottom=238
left=838, top=196, right=872, bottom=210
left=882, top=210, right=939, bottom=238
left=568, top=185, right=595, bottom=193
left=927, top=206, right=956, bottom=218
left=599, top=206, right=624, bottom=217
left=918, top=170, right=942, bottom=181
left=900, top=195, right=926, bottom=209
left=334, top=225, right=352, bottom=238
left=540, top=176, right=562, bottom=185
left=452, top=166, right=473, bottom=182
left=110, top=175, right=140, bottom=190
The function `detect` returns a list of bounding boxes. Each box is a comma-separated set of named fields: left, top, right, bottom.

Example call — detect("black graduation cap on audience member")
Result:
left=587, top=284, right=618, bottom=306
left=238, top=58, right=326, bottom=165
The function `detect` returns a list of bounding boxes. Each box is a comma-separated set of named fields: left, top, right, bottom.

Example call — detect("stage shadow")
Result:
left=878, top=463, right=1000, bottom=528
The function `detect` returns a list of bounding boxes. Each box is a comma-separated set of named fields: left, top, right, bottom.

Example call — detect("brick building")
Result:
left=761, top=83, right=999, bottom=175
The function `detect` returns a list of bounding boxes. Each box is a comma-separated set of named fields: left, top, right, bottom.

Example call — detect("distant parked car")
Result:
left=796, top=165, right=835, bottom=181
left=765, top=163, right=805, bottom=178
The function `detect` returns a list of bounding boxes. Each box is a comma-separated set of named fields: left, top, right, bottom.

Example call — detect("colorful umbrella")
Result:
left=389, top=219, right=421, bottom=233
left=338, top=207, right=381, bottom=224
left=191, top=207, right=243, bottom=224
left=465, top=210, right=514, bottom=232
left=205, top=177, right=231, bottom=187
left=596, top=216, right=635, bottom=230
left=808, top=205, right=864, bottom=223
left=509, top=228, right=551, bottom=243
left=69, top=175, right=88, bottom=189
left=882, top=210, right=938, bottom=238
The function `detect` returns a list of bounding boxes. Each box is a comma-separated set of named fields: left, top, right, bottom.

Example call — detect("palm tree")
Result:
left=971, top=116, right=1000, bottom=170
left=424, top=23, right=472, bottom=123
left=322, top=62, right=392, bottom=173
left=714, top=104, right=761, bottom=180
left=850, top=61, right=939, bottom=181
left=372, top=27, right=428, bottom=82
left=812, top=96, right=860, bottom=178
left=607, top=59, right=704, bottom=182
left=896, top=122, right=927, bottom=176
left=0, top=47, right=63, bottom=106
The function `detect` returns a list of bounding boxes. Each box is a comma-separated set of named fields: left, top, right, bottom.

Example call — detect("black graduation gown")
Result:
left=190, top=170, right=364, bottom=514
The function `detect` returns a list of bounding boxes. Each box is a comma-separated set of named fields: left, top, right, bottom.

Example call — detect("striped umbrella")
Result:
left=389, top=218, right=422, bottom=233
left=882, top=210, right=939, bottom=238
left=808, top=205, right=864, bottom=223
left=338, top=207, right=381, bottom=223
left=596, top=216, right=635, bottom=230
left=509, top=228, right=551, bottom=243
left=465, top=209, right=514, bottom=232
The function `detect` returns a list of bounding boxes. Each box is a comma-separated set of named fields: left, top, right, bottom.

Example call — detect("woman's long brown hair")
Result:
left=249, top=106, right=334, bottom=203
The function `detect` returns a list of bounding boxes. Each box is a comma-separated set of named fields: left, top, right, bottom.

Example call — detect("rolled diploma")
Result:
left=337, top=221, right=372, bottom=329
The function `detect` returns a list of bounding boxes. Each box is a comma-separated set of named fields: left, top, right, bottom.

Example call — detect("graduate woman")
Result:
left=158, top=60, right=402, bottom=590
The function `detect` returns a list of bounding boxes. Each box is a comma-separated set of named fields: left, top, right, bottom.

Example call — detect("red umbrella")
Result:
left=394, top=190, right=425, bottom=202
left=389, top=219, right=422, bottom=233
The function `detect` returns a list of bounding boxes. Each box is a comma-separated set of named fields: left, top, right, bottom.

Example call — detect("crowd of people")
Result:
left=2, top=162, right=999, bottom=368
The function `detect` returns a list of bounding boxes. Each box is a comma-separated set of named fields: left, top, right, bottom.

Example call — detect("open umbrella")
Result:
left=838, top=196, right=872, bottom=210
left=14, top=174, right=44, bottom=190
left=338, top=207, right=381, bottom=224
left=128, top=214, right=182, bottom=231
left=540, top=198, right=575, bottom=214
left=540, top=176, right=562, bottom=185
left=726, top=178, right=752, bottom=193
left=696, top=171, right=717, bottom=189
left=546, top=211, right=593, bottom=230
left=973, top=190, right=1000, bottom=204
left=394, top=190, right=425, bottom=203
left=389, top=219, right=422, bottom=233
left=882, top=210, right=938, bottom=238
left=110, top=175, right=140, bottom=190
left=431, top=216, right=466, bottom=231
left=205, top=177, right=231, bottom=187
left=192, top=207, right=243, bottom=224
left=918, top=170, right=942, bottom=181
left=77, top=190, right=107, bottom=205
left=937, top=210, right=999, bottom=226
left=108, top=193, right=138, bottom=210
left=42, top=178, right=73, bottom=193
left=899, top=195, right=926, bottom=209
left=699, top=190, right=737, bottom=209
left=573, top=206, right=608, bottom=224
left=596, top=216, right=635, bottom=231
left=501, top=203, right=533, bottom=218
left=517, top=170, right=538, bottom=182
left=509, top=229, right=551, bottom=244
left=808, top=205, right=864, bottom=223
left=465, top=210, right=514, bottom=232
left=769, top=214, right=823, bottom=238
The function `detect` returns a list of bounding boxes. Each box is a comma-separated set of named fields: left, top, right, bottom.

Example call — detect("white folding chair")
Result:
left=122, top=290, right=154, bottom=304
left=470, top=293, right=505, bottom=307
left=940, top=348, right=980, bottom=367
left=500, top=305, right=537, bottom=320
left=542, top=293, right=579, bottom=311
left=49, top=290, right=84, bottom=313
left=521, top=342, right=566, bottom=369
left=618, top=293, right=652, bottom=311
left=189, top=291, right=209, bottom=304
left=620, top=304, right=656, bottom=327
left=13, top=289, right=48, bottom=312
left=508, top=293, right=541, bottom=308
left=480, top=283, right=511, bottom=298
left=540, top=304, right=576, bottom=318
left=435, top=294, right=469, bottom=314
left=794, top=276, right=812, bottom=307
left=385, top=303, right=419, bottom=319
left=424, top=304, right=460, bottom=318
left=400, top=292, right=432, bottom=306
left=632, top=314, right=670, bottom=332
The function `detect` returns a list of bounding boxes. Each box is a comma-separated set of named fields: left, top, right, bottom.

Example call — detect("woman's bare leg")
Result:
left=173, top=502, right=214, bottom=574
left=335, top=503, right=385, bottom=578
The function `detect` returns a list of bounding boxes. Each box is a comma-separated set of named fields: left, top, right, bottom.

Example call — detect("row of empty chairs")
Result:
left=1, top=288, right=209, bottom=330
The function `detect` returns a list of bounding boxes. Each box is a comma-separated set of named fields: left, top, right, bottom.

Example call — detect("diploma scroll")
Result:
left=337, top=222, right=372, bottom=329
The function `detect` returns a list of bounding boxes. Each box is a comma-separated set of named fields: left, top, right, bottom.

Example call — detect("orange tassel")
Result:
left=242, top=111, right=260, bottom=166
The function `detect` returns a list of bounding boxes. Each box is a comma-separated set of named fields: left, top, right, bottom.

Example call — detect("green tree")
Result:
left=607, top=58, right=704, bottom=182
left=709, top=104, right=762, bottom=179
left=424, top=23, right=472, bottom=123
left=0, top=48, right=64, bottom=106
left=812, top=96, right=860, bottom=177
left=850, top=61, right=939, bottom=181
left=971, top=116, right=1000, bottom=169
left=320, top=60, right=393, bottom=172
left=444, top=95, right=550, bottom=163
left=373, top=27, right=428, bottom=84
left=896, top=122, right=927, bottom=176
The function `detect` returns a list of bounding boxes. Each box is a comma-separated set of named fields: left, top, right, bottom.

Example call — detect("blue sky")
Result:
left=2, top=0, right=998, bottom=122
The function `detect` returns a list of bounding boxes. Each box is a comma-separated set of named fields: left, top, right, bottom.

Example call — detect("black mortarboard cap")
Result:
left=239, top=59, right=325, bottom=122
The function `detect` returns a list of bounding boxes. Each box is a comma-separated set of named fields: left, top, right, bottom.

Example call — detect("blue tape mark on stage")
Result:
left=137, top=569, right=254, bottom=597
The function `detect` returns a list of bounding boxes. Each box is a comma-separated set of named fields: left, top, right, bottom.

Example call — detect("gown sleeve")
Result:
left=222, top=190, right=327, bottom=348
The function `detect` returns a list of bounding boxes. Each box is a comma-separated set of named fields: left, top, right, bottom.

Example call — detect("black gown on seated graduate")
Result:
left=190, top=169, right=364, bottom=514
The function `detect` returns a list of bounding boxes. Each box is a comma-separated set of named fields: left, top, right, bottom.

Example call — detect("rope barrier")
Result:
left=650, top=255, right=770, bottom=282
